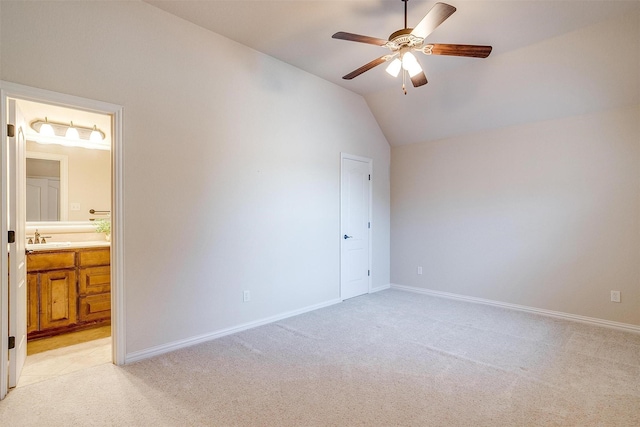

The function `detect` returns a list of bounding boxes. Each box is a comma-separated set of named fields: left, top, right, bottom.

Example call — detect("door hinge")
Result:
left=8, top=336, right=15, bottom=350
left=8, top=230, right=15, bottom=243
left=7, top=124, right=15, bottom=138
left=368, top=270, right=370, bottom=277
left=368, top=222, right=370, bottom=229
left=368, top=174, right=371, bottom=181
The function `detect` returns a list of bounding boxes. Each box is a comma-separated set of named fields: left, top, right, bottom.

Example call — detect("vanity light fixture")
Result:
left=39, top=117, right=55, bottom=137
left=65, top=121, right=80, bottom=140
left=30, top=118, right=106, bottom=142
left=89, top=125, right=103, bottom=143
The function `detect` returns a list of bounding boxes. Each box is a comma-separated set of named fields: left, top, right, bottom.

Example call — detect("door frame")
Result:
left=339, top=153, right=373, bottom=300
left=1, top=81, right=125, bottom=399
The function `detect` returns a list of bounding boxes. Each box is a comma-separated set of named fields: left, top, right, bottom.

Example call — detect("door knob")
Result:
left=344, top=234, right=353, bottom=239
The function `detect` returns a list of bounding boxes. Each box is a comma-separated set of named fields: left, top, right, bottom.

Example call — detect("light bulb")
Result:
left=90, top=125, right=103, bottom=142
left=385, top=58, right=402, bottom=77
left=402, top=52, right=422, bottom=78
left=39, top=117, right=55, bottom=136
left=65, top=121, right=79, bottom=140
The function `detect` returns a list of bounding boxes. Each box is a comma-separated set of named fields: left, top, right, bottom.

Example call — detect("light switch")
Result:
left=71, top=203, right=81, bottom=211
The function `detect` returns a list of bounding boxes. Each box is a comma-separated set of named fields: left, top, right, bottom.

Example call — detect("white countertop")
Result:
left=26, top=241, right=110, bottom=251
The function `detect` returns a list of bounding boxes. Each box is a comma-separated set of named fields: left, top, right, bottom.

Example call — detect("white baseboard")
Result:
left=125, top=298, right=342, bottom=363
left=390, top=283, right=640, bottom=334
left=371, top=283, right=391, bottom=293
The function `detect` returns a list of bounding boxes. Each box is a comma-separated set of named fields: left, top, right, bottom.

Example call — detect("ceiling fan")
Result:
left=332, top=1, right=492, bottom=94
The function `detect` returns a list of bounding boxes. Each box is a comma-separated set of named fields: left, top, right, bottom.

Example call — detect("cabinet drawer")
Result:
left=79, top=248, right=110, bottom=267
left=79, top=293, right=111, bottom=323
left=79, top=266, right=111, bottom=295
left=27, top=251, right=75, bottom=271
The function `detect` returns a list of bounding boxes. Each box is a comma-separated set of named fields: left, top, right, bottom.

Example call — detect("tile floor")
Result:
left=17, top=337, right=112, bottom=388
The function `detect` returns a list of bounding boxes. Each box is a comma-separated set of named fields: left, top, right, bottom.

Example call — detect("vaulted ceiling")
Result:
left=145, top=1, right=639, bottom=146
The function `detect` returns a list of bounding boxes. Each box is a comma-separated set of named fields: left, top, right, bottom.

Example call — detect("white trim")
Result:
left=371, top=284, right=391, bottom=293
left=0, top=82, right=120, bottom=115
left=340, top=153, right=373, bottom=300
left=26, top=151, right=69, bottom=221
left=111, top=107, right=125, bottom=366
left=126, top=298, right=342, bottom=363
left=25, top=221, right=96, bottom=234
left=0, top=81, right=126, bottom=383
left=390, top=284, right=640, bottom=334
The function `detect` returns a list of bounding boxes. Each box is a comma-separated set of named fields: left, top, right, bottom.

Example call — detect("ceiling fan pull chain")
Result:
left=402, top=71, right=407, bottom=95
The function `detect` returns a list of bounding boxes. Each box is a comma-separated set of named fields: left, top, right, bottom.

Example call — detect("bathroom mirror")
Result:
left=26, top=140, right=111, bottom=226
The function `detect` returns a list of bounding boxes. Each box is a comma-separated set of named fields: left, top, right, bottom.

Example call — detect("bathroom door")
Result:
left=7, top=98, right=27, bottom=388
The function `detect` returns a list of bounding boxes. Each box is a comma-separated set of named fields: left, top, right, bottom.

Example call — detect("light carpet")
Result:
left=1, top=289, right=639, bottom=426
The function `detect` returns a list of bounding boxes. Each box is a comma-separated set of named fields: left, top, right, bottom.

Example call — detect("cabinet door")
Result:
left=27, top=273, right=39, bottom=334
left=40, top=270, right=77, bottom=330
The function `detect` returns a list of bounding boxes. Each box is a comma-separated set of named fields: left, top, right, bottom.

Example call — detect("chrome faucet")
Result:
left=34, top=229, right=40, bottom=244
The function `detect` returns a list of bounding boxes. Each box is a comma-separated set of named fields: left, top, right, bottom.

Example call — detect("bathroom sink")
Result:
left=26, top=242, right=72, bottom=250
left=26, top=240, right=110, bottom=251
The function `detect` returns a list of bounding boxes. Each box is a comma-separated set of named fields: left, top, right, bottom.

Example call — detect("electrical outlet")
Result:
left=70, top=203, right=81, bottom=211
left=417, top=266, right=423, bottom=275
left=243, top=290, right=251, bottom=302
left=611, top=290, right=621, bottom=303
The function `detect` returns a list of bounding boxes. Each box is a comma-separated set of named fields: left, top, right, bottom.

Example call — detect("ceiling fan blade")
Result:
left=410, top=71, right=428, bottom=88
left=342, top=56, right=389, bottom=80
left=332, top=32, right=388, bottom=47
left=429, top=44, right=492, bottom=58
left=410, top=3, right=456, bottom=39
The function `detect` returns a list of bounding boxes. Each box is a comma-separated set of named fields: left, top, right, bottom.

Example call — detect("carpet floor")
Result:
left=1, top=289, right=639, bottom=426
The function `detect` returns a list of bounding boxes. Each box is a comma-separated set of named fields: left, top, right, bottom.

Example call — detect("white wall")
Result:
left=391, top=105, right=640, bottom=326
left=1, top=1, right=390, bottom=355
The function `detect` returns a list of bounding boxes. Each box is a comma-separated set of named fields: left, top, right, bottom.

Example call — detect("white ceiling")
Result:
left=145, top=1, right=639, bottom=145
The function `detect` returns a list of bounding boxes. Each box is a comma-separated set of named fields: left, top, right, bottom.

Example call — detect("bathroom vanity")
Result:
left=26, top=244, right=111, bottom=339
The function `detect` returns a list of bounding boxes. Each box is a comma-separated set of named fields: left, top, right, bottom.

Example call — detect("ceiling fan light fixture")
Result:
left=332, top=2, right=491, bottom=93
left=402, top=52, right=422, bottom=77
left=385, top=58, right=402, bottom=77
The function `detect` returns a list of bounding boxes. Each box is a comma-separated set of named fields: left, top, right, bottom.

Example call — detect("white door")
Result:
left=26, top=177, right=60, bottom=221
left=26, top=177, right=47, bottom=221
left=8, top=99, right=27, bottom=388
left=340, top=155, right=371, bottom=300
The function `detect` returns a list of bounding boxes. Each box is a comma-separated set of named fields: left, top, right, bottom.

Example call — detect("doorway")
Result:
left=340, top=153, right=372, bottom=300
left=1, top=81, right=124, bottom=399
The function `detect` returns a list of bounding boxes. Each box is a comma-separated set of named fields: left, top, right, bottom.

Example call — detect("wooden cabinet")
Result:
left=27, top=246, right=110, bottom=339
